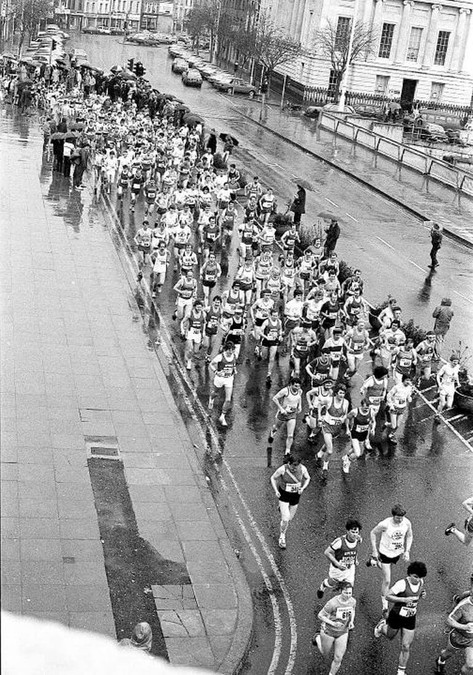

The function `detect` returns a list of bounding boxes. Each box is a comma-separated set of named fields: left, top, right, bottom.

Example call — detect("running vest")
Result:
left=293, top=330, right=313, bottom=356
left=205, top=307, right=220, bottom=335
left=255, top=257, right=272, bottom=279
left=352, top=409, right=371, bottom=434
left=396, top=348, right=415, bottom=374
left=365, top=377, right=387, bottom=404
left=266, top=276, right=281, bottom=299
left=283, top=231, right=298, bottom=249
left=189, top=310, right=204, bottom=332
left=331, top=536, right=359, bottom=568
left=417, top=340, right=435, bottom=362
left=145, top=186, right=157, bottom=201
left=263, top=318, right=281, bottom=342
left=324, top=397, right=348, bottom=427
left=241, top=221, right=255, bottom=244
left=282, top=259, right=296, bottom=280
left=222, top=211, right=235, bottom=231
left=346, top=329, right=367, bottom=354
left=346, top=296, right=363, bottom=319
left=137, top=229, right=152, bottom=247
left=379, top=518, right=410, bottom=556
left=298, top=257, right=313, bottom=278
left=216, top=353, right=237, bottom=377
left=227, top=315, right=244, bottom=343
left=178, top=278, right=196, bottom=299
left=204, top=222, right=219, bottom=242
left=277, top=464, right=305, bottom=493
left=180, top=251, right=196, bottom=271
left=153, top=249, right=168, bottom=271
left=202, top=263, right=219, bottom=283
left=260, top=193, right=274, bottom=210
left=390, top=578, right=424, bottom=618
left=223, top=291, right=244, bottom=317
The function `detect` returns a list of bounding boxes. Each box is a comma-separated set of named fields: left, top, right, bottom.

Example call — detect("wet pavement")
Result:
left=1, top=34, right=473, bottom=675
left=0, top=107, right=252, bottom=672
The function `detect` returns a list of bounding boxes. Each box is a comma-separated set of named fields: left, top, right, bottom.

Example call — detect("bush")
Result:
left=273, top=212, right=293, bottom=237
left=299, top=220, right=324, bottom=249
left=213, top=152, right=227, bottom=170
left=402, top=319, right=429, bottom=346
left=338, top=260, right=355, bottom=285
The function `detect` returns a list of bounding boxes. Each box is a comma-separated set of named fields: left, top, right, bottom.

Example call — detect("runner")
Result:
left=415, top=331, right=438, bottom=383
left=208, top=341, right=238, bottom=426
left=369, top=504, right=414, bottom=616
left=305, top=378, right=334, bottom=441
left=435, top=353, right=460, bottom=419
left=445, top=496, right=473, bottom=549
left=251, top=289, right=274, bottom=353
left=203, top=295, right=222, bottom=363
left=150, top=240, right=170, bottom=297
left=270, top=455, right=310, bottom=549
left=344, top=319, right=370, bottom=378
left=435, top=576, right=473, bottom=674
left=289, top=319, right=317, bottom=378
left=312, top=582, right=356, bottom=675
left=268, top=377, right=303, bottom=455
left=316, top=384, right=350, bottom=477
left=200, top=252, right=222, bottom=304
left=172, top=269, right=197, bottom=337
left=374, top=561, right=428, bottom=675
left=134, top=220, right=152, bottom=278
left=322, top=328, right=347, bottom=382
left=316, top=519, right=363, bottom=598
left=385, top=375, right=414, bottom=444
left=360, top=366, right=389, bottom=447
left=260, top=306, right=283, bottom=385
left=393, top=337, right=417, bottom=385
left=235, top=257, right=256, bottom=308
left=341, top=399, right=375, bottom=473
left=282, top=288, right=304, bottom=354
left=183, top=299, right=205, bottom=370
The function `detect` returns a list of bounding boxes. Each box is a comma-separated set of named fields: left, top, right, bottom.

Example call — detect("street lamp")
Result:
left=338, top=0, right=358, bottom=111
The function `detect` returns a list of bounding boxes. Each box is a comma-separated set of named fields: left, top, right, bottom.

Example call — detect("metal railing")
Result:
left=320, top=113, right=473, bottom=197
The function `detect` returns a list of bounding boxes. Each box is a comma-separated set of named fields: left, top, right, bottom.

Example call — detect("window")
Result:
left=335, top=17, right=351, bottom=50
left=375, top=74, right=390, bottom=94
left=378, top=23, right=395, bottom=58
left=434, top=31, right=450, bottom=65
left=406, top=27, right=422, bottom=62
left=328, top=69, right=338, bottom=98
left=430, top=82, right=445, bottom=101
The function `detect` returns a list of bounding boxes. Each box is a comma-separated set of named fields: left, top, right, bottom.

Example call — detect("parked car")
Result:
left=353, top=103, right=384, bottom=119
left=208, top=70, right=232, bottom=85
left=214, top=77, right=256, bottom=97
left=96, top=26, right=111, bottom=34
left=419, top=122, right=449, bottom=143
left=187, top=54, right=203, bottom=67
left=71, top=48, right=88, bottom=66
left=172, top=57, right=188, bottom=74
left=197, top=63, right=218, bottom=79
left=182, top=68, right=202, bottom=87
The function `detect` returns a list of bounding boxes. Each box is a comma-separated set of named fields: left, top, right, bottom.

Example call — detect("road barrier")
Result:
left=320, top=113, right=473, bottom=197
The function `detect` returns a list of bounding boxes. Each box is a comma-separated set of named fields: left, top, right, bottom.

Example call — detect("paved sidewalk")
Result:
left=0, top=110, right=252, bottom=673
left=237, top=105, right=473, bottom=248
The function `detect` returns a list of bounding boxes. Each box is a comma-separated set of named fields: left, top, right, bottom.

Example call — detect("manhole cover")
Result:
left=85, top=436, right=121, bottom=461
left=90, top=446, right=119, bottom=457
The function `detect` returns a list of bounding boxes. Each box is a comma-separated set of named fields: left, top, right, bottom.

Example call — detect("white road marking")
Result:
left=376, top=236, right=395, bottom=250
left=409, top=260, right=427, bottom=272
left=345, top=212, right=358, bottom=222
left=100, top=193, right=298, bottom=675
left=414, top=388, right=472, bottom=452
left=324, top=197, right=339, bottom=207
left=453, top=290, right=473, bottom=305
left=445, top=414, right=467, bottom=423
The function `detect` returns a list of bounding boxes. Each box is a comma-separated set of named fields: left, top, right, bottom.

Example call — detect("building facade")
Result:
left=141, top=0, right=173, bottom=30
left=173, top=0, right=194, bottom=31
left=262, top=0, right=473, bottom=105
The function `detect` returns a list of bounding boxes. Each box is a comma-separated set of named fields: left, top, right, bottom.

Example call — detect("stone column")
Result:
left=422, top=3, right=442, bottom=68
left=450, top=8, right=471, bottom=72
left=289, top=0, right=301, bottom=37
left=294, top=0, right=307, bottom=42
left=393, top=0, right=414, bottom=64
left=372, top=0, right=385, bottom=33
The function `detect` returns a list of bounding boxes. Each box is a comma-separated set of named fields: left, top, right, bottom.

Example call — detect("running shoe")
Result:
left=374, top=618, right=386, bottom=638
left=342, top=456, right=350, bottom=474
left=186, top=360, right=192, bottom=370
left=388, top=432, right=397, bottom=445
left=219, top=414, right=228, bottom=427
left=278, top=534, right=286, bottom=549
left=452, top=594, right=460, bottom=605
left=266, top=375, right=271, bottom=386
left=316, top=588, right=324, bottom=599
left=311, top=633, right=320, bottom=647
left=267, top=434, right=274, bottom=444
left=208, top=399, right=214, bottom=411
left=445, top=523, right=456, bottom=536
left=435, top=657, right=446, bottom=674
left=152, top=292, right=156, bottom=298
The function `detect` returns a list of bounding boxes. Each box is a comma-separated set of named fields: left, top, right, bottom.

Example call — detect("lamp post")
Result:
left=338, top=0, right=358, bottom=111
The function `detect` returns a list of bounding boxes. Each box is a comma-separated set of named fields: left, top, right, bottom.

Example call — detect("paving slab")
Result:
left=1, top=108, right=252, bottom=672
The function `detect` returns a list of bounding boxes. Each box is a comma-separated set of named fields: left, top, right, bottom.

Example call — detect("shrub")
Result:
left=338, top=260, right=355, bottom=285
left=402, top=319, right=429, bottom=346
left=273, top=212, right=293, bottom=237
left=299, top=220, right=324, bottom=249
left=213, top=152, right=227, bottom=170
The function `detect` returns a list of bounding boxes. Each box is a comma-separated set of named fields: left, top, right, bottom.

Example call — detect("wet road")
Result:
left=33, top=34, right=473, bottom=674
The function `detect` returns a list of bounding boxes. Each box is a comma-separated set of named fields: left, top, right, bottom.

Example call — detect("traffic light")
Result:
left=127, top=58, right=134, bottom=71
left=260, top=77, right=268, bottom=94
left=134, top=61, right=146, bottom=77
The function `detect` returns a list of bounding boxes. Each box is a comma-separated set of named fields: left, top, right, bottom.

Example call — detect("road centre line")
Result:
left=101, top=194, right=298, bottom=675
left=446, top=414, right=467, bottom=423
left=453, top=290, right=473, bottom=305
left=324, top=197, right=339, bottom=207
left=345, top=212, right=358, bottom=222
left=409, top=260, right=427, bottom=272
left=414, top=388, right=472, bottom=452
left=376, top=236, right=395, bottom=250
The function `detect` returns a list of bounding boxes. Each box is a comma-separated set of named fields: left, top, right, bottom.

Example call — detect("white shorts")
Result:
left=186, top=329, right=202, bottom=345
left=213, top=374, right=234, bottom=390
left=177, top=297, right=193, bottom=310
left=328, top=564, right=356, bottom=585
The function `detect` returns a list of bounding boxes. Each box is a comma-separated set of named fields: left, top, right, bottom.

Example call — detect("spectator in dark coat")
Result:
left=429, top=222, right=443, bottom=268
left=324, top=219, right=340, bottom=256
left=206, top=129, right=217, bottom=154
left=290, top=185, right=306, bottom=225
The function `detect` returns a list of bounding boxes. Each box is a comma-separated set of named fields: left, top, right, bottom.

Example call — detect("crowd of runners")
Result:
left=3, top=50, right=472, bottom=675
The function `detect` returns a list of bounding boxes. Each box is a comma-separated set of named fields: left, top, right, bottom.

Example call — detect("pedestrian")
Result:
left=369, top=504, right=413, bottom=616
left=435, top=577, right=473, bottom=674
left=268, top=376, right=303, bottom=455
left=374, top=561, right=428, bottom=675
left=312, top=581, right=356, bottom=675
left=324, top=219, right=340, bottom=257
left=118, top=621, right=152, bottom=653
left=73, top=142, right=90, bottom=189
left=290, top=185, right=306, bottom=226
left=316, top=519, right=363, bottom=598
left=444, top=495, right=473, bottom=549
left=206, top=129, right=217, bottom=155
left=432, top=297, right=454, bottom=352
left=429, top=222, right=443, bottom=269
left=435, top=353, right=460, bottom=419
left=270, top=454, right=310, bottom=549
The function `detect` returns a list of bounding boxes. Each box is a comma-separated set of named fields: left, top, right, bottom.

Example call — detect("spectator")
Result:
left=432, top=298, right=454, bottom=352
left=324, top=219, right=340, bottom=257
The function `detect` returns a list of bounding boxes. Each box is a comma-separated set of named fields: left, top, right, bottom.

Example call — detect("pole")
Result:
left=280, top=73, right=287, bottom=108
left=338, top=0, right=358, bottom=111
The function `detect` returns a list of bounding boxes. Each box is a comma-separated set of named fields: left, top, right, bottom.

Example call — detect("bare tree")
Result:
left=185, top=0, right=234, bottom=61
left=14, top=0, right=53, bottom=56
left=314, top=19, right=378, bottom=101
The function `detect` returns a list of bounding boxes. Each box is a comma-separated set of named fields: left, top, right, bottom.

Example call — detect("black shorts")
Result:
left=278, top=488, right=301, bottom=506
left=351, top=431, right=368, bottom=441
left=202, top=280, right=216, bottom=288
left=378, top=552, right=401, bottom=565
left=262, top=339, right=278, bottom=348
left=448, top=628, right=473, bottom=650
left=387, top=609, right=416, bottom=631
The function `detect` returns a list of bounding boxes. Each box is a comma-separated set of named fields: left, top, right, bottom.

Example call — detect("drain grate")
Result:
left=85, top=436, right=121, bottom=461
left=63, top=557, right=76, bottom=564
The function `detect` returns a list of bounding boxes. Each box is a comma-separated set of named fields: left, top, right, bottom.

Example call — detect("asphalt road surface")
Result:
left=54, top=34, right=473, bottom=675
